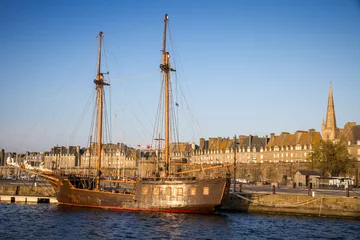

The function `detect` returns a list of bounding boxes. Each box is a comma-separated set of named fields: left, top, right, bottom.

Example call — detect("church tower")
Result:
left=321, top=83, right=339, bottom=141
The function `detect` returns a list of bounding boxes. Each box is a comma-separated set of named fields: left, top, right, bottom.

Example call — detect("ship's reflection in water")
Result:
left=1, top=203, right=359, bottom=240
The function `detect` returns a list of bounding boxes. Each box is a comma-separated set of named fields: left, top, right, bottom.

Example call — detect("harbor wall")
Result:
left=0, top=185, right=55, bottom=197
left=222, top=193, right=360, bottom=218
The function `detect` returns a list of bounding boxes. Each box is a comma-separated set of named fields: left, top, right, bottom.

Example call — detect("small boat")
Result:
left=49, top=14, right=230, bottom=213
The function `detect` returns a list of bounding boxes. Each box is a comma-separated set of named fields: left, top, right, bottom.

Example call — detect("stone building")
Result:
left=342, top=123, right=360, bottom=161
left=190, top=130, right=321, bottom=165
left=293, top=170, right=320, bottom=187
left=43, top=143, right=138, bottom=177
left=263, top=129, right=321, bottom=163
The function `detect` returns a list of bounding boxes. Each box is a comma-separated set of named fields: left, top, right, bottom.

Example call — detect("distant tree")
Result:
left=308, top=140, right=354, bottom=177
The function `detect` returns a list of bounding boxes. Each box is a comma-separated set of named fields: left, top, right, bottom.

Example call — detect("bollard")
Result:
left=15, top=186, right=20, bottom=196
left=272, top=185, right=276, bottom=194
left=239, top=183, right=242, bottom=192
left=308, top=186, right=311, bottom=196
left=346, top=188, right=349, bottom=197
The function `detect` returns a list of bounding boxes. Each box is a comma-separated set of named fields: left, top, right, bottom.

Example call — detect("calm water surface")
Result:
left=0, top=203, right=359, bottom=240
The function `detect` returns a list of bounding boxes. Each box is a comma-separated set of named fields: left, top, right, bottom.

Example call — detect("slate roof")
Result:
left=266, top=129, right=321, bottom=148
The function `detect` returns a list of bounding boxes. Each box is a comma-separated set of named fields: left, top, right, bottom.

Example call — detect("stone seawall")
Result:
left=222, top=193, right=360, bottom=218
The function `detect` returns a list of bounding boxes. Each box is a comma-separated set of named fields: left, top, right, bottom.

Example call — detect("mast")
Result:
left=160, top=14, right=170, bottom=176
left=233, top=135, right=237, bottom=193
left=94, top=31, right=109, bottom=190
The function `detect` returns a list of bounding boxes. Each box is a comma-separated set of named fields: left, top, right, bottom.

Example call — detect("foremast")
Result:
left=94, top=31, right=109, bottom=190
left=159, top=14, right=174, bottom=177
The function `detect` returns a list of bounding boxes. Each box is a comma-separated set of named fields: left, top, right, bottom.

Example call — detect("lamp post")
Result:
left=233, top=135, right=239, bottom=192
left=310, top=151, right=314, bottom=170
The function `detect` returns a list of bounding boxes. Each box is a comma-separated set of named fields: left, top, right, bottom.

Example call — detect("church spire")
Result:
left=322, top=83, right=338, bottom=141
left=325, top=83, right=337, bottom=129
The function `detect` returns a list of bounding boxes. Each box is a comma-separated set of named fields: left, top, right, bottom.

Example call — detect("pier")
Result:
left=0, top=195, right=57, bottom=204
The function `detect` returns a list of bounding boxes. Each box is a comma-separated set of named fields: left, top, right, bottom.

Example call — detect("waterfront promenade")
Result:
left=240, top=183, right=360, bottom=198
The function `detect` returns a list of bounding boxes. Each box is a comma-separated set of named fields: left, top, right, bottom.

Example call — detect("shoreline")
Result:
left=222, top=191, right=360, bottom=219
left=1, top=181, right=360, bottom=219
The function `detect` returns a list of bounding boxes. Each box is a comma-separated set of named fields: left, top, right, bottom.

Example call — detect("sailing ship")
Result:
left=45, top=14, right=231, bottom=213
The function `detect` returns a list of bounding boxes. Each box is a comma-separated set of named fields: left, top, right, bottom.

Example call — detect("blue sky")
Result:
left=1, top=0, right=359, bottom=152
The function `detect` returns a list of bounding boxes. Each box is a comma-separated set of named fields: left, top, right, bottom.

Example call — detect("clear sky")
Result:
left=1, top=0, right=359, bottom=152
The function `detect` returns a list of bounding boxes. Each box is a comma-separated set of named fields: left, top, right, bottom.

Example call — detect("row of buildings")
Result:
left=1, top=84, right=360, bottom=181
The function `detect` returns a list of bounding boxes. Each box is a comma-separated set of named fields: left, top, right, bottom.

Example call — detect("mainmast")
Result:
left=160, top=14, right=170, bottom=176
left=94, top=31, right=109, bottom=190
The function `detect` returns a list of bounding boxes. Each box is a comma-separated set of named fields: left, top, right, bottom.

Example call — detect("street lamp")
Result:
left=310, top=151, right=315, bottom=170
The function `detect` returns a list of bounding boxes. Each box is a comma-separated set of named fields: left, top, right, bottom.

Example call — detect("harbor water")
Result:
left=0, top=203, right=359, bottom=240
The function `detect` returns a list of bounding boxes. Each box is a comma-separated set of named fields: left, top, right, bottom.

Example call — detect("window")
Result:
left=357, top=149, right=360, bottom=155
left=203, top=187, right=209, bottom=195
left=177, top=188, right=183, bottom=196
left=153, top=187, right=160, bottom=196
left=190, top=187, right=196, bottom=196
left=142, top=187, right=148, bottom=195
left=166, top=187, right=172, bottom=196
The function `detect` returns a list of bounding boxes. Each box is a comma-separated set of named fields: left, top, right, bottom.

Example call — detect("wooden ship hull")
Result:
left=55, top=176, right=231, bottom=213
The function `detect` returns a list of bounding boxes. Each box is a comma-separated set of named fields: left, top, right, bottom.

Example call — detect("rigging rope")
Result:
left=68, top=90, right=96, bottom=146
left=112, top=71, right=159, bottom=81
left=168, top=22, right=203, bottom=144
left=103, top=40, right=113, bottom=144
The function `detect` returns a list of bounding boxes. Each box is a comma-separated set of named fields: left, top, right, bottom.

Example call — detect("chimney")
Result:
left=270, top=133, right=275, bottom=143
left=295, top=131, right=305, bottom=143
left=200, top=138, right=205, bottom=150
left=0, top=149, right=4, bottom=166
